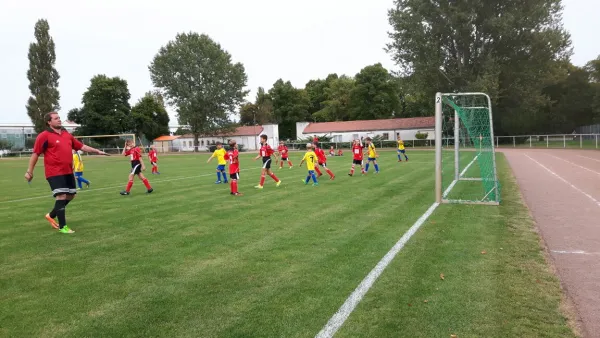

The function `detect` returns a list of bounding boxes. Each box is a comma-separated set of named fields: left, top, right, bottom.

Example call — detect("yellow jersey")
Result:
left=302, top=151, right=318, bottom=171
left=212, top=148, right=227, bottom=165
left=73, top=153, right=84, bottom=172
left=367, top=143, right=377, bottom=158
left=398, top=140, right=405, bottom=150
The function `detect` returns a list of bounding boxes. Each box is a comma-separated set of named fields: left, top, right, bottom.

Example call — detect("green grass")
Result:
left=0, top=151, right=574, bottom=337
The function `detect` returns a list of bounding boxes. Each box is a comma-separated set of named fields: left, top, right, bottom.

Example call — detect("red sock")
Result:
left=259, top=175, right=266, bottom=186
left=288, top=160, right=293, bottom=167
left=326, top=168, right=334, bottom=178
left=151, top=167, right=155, bottom=173
left=270, top=172, right=279, bottom=182
left=142, top=178, right=152, bottom=189
left=350, top=165, right=355, bottom=175
left=280, top=161, right=283, bottom=168
left=314, top=166, right=322, bottom=175
left=232, top=180, right=238, bottom=193
left=126, top=180, right=133, bottom=192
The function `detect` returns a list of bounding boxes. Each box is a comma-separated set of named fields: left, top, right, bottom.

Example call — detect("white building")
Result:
left=296, top=117, right=435, bottom=142
left=153, top=124, right=279, bottom=152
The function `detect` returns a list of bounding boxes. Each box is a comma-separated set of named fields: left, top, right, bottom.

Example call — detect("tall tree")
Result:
left=313, top=75, right=355, bottom=122
left=349, top=64, right=400, bottom=120
left=305, top=73, right=339, bottom=115
left=149, top=33, right=248, bottom=151
left=269, top=79, right=310, bottom=139
left=67, top=75, right=132, bottom=135
left=387, top=0, right=571, bottom=135
left=131, top=92, right=171, bottom=141
left=26, top=19, right=60, bottom=133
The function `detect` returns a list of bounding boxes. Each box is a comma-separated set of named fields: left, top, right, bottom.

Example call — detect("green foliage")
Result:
left=68, top=75, right=132, bottom=136
left=149, top=32, right=248, bottom=150
left=26, top=19, right=60, bottom=133
left=0, top=139, right=12, bottom=150
left=387, top=0, right=571, bottom=135
left=349, top=64, right=400, bottom=120
left=313, top=75, right=355, bottom=122
left=131, top=92, right=170, bottom=141
left=239, top=88, right=275, bottom=126
left=174, top=127, right=191, bottom=136
left=414, top=132, right=428, bottom=140
left=269, top=79, right=310, bottom=139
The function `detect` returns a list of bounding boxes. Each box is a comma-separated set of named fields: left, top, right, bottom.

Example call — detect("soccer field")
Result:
left=0, top=151, right=575, bottom=337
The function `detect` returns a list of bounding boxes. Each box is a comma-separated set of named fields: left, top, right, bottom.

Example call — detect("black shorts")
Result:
left=319, top=162, right=327, bottom=167
left=281, top=157, right=288, bottom=161
left=230, top=172, right=240, bottom=180
left=150, top=161, right=157, bottom=166
left=353, top=159, right=363, bottom=165
left=262, top=157, right=272, bottom=169
left=131, top=161, right=142, bottom=175
left=47, top=174, right=77, bottom=197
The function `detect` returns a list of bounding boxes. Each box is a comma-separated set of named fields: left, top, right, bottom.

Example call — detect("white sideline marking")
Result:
left=442, top=155, right=479, bottom=199
left=550, top=155, right=600, bottom=176
left=525, top=155, right=600, bottom=208
left=0, top=167, right=263, bottom=205
left=552, top=250, right=600, bottom=255
left=577, top=155, right=600, bottom=163
left=315, top=202, right=439, bottom=338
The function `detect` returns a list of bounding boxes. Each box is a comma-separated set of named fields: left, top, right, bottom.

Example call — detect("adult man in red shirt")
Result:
left=314, top=143, right=335, bottom=180
left=24, top=112, right=107, bottom=234
left=224, top=140, right=242, bottom=196
left=348, top=139, right=366, bottom=176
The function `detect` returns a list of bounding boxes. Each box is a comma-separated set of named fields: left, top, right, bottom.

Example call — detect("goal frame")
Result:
left=434, top=92, right=500, bottom=205
left=73, top=134, right=137, bottom=146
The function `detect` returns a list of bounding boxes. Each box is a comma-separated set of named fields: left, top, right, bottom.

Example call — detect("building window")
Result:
left=188, top=141, right=192, bottom=147
left=201, top=140, right=204, bottom=146
left=382, top=133, right=389, bottom=140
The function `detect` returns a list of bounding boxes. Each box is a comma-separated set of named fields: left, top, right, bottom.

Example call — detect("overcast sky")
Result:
left=1, top=0, right=598, bottom=125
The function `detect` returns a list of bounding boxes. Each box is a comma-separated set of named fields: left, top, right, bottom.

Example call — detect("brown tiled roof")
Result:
left=180, top=126, right=264, bottom=138
left=153, top=135, right=181, bottom=141
left=303, top=117, right=435, bottom=134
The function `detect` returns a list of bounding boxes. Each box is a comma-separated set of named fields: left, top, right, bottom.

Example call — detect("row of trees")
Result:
left=26, top=0, right=600, bottom=147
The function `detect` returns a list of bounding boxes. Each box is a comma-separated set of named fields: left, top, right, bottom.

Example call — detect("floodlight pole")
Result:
left=435, top=92, right=443, bottom=204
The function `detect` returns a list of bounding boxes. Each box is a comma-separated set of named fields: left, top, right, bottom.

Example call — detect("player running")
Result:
left=207, top=142, right=228, bottom=184
left=149, top=145, right=160, bottom=174
left=253, top=134, right=282, bottom=189
left=348, top=139, right=366, bottom=176
left=314, top=143, right=335, bottom=180
left=224, top=140, right=243, bottom=196
left=72, top=150, right=90, bottom=189
left=277, top=141, right=293, bottom=169
left=120, top=139, right=153, bottom=195
left=364, top=137, right=380, bottom=173
left=299, top=143, right=319, bottom=186
left=397, top=136, right=409, bottom=162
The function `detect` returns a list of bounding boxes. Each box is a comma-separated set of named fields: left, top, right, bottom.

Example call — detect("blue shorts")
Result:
left=74, top=172, right=83, bottom=177
left=217, top=165, right=226, bottom=171
left=398, top=149, right=405, bottom=154
left=367, top=157, right=376, bottom=161
left=308, top=170, right=315, bottom=175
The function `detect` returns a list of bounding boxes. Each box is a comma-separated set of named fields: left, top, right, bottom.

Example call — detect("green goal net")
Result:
left=435, top=92, right=501, bottom=205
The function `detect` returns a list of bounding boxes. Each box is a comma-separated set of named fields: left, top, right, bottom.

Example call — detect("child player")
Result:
left=397, top=136, right=409, bottom=162
left=120, top=139, right=153, bottom=195
left=149, top=145, right=160, bottom=174
left=207, top=142, right=228, bottom=184
left=72, top=150, right=90, bottom=189
left=314, top=143, right=335, bottom=180
left=299, top=143, right=318, bottom=186
left=253, top=134, right=282, bottom=189
left=224, top=140, right=242, bottom=196
left=277, top=141, right=293, bottom=169
left=348, top=139, right=366, bottom=176
left=364, top=137, right=380, bottom=173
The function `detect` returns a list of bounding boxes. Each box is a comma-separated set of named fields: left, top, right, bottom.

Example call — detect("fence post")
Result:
left=530, top=136, right=532, bottom=148
left=496, top=137, right=499, bottom=148
left=513, top=136, right=515, bottom=147
left=596, top=135, right=598, bottom=149
left=546, top=136, right=548, bottom=148
left=580, top=135, right=583, bottom=148
left=563, top=134, right=566, bottom=148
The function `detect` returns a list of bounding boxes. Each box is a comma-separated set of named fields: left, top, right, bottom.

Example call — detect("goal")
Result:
left=435, top=92, right=501, bottom=205
left=74, top=134, right=138, bottom=155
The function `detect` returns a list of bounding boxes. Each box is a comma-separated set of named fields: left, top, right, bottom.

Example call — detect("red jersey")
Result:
left=315, top=148, right=327, bottom=164
left=277, top=145, right=289, bottom=157
left=125, top=146, right=142, bottom=163
left=352, top=144, right=363, bottom=160
left=148, top=149, right=158, bottom=162
left=224, top=149, right=240, bottom=174
left=259, top=144, right=274, bottom=158
left=33, top=128, right=84, bottom=179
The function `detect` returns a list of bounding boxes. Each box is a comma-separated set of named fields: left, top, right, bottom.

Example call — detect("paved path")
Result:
left=502, top=149, right=600, bottom=338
